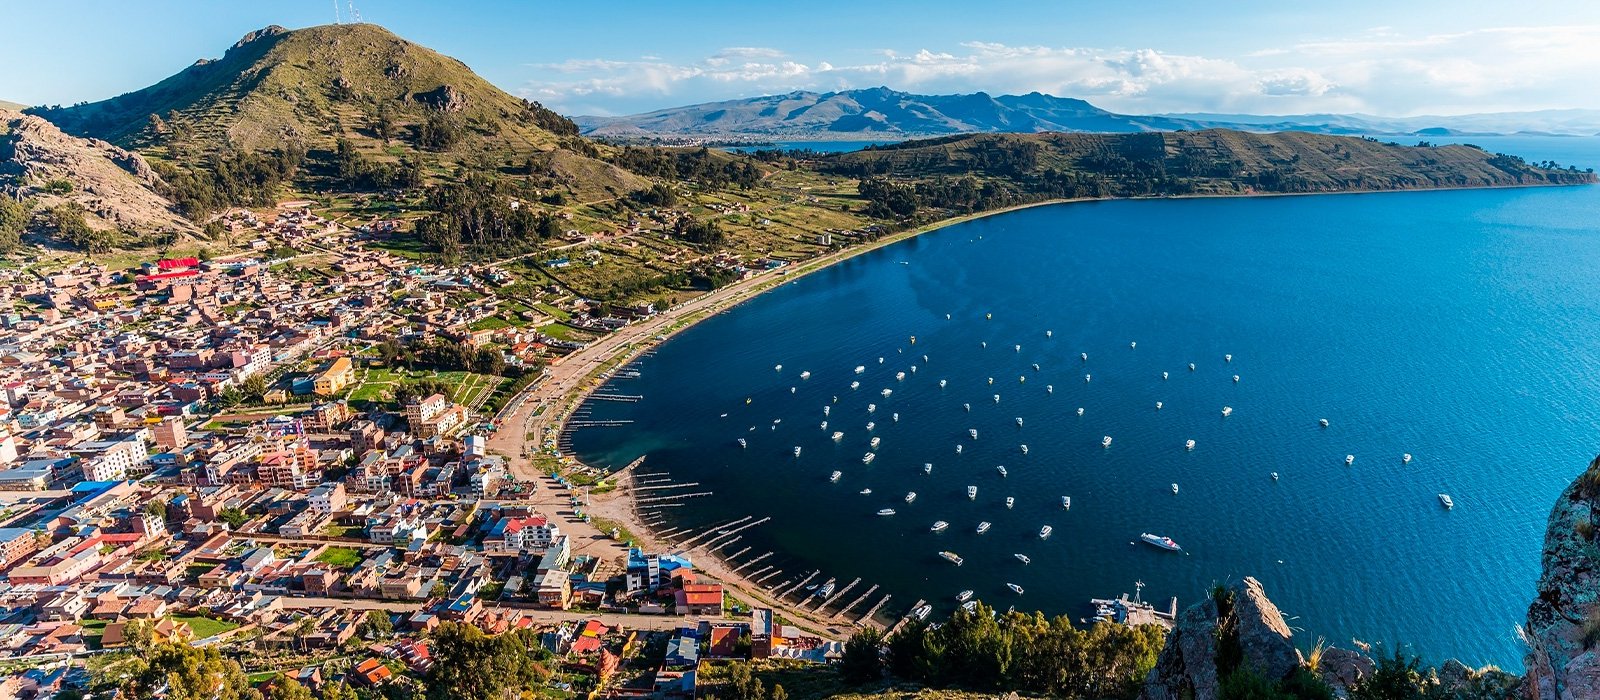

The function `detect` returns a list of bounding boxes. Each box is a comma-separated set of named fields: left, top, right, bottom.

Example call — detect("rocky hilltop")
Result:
left=1522, top=457, right=1600, bottom=700
left=0, top=108, right=195, bottom=236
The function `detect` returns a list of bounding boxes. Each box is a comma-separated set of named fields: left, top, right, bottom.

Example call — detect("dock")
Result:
left=858, top=594, right=892, bottom=626
left=811, top=576, right=859, bottom=611
left=883, top=598, right=926, bottom=638
left=833, top=583, right=878, bottom=620
left=778, top=571, right=819, bottom=599
left=733, top=552, right=773, bottom=573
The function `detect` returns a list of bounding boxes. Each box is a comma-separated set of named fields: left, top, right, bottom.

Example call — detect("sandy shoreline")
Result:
left=492, top=180, right=1592, bottom=636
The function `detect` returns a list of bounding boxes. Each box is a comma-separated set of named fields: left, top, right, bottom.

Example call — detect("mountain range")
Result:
left=576, top=87, right=1600, bottom=140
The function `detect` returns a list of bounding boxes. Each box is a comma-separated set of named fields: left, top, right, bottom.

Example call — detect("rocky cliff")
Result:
left=1522, top=457, right=1600, bottom=700
left=0, top=108, right=195, bottom=237
left=1140, top=577, right=1305, bottom=700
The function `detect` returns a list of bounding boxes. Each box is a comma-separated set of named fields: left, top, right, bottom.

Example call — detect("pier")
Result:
left=733, top=552, right=773, bottom=573
left=754, top=568, right=784, bottom=585
left=702, top=516, right=770, bottom=549
left=833, top=583, right=878, bottom=620
left=778, top=571, right=819, bottom=598
left=565, top=419, right=635, bottom=427
left=812, top=577, right=860, bottom=611
left=724, top=545, right=751, bottom=560
left=884, top=599, right=926, bottom=638
left=588, top=394, right=644, bottom=402
left=635, top=490, right=712, bottom=504
left=858, top=594, right=893, bottom=626
left=677, top=516, right=751, bottom=548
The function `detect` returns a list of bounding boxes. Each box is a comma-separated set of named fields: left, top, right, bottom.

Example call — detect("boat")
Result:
left=938, top=551, right=963, bottom=566
left=988, top=377, right=995, bottom=385
left=820, top=421, right=828, bottom=430
left=896, top=372, right=906, bottom=381
left=823, top=406, right=831, bottom=416
left=1047, top=330, right=1053, bottom=337
left=1320, top=418, right=1329, bottom=427
left=877, top=508, right=896, bottom=516
left=832, top=431, right=844, bottom=441
left=879, top=357, right=885, bottom=363
left=850, top=381, right=860, bottom=390
left=996, top=465, right=1008, bottom=477
left=905, top=491, right=917, bottom=503
left=956, top=445, right=963, bottom=454
left=738, top=438, right=747, bottom=448
left=1007, top=583, right=1025, bottom=595
left=1171, top=483, right=1179, bottom=494
left=1047, top=385, right=1054, bottom=394
left=1014, top=553, right=1031, bottom=564
left=993, top=394, right=1001, bottom=403
left=1016, top=417, right=1024, bottom=427
left=1221, top=406, right=1233, bottom=417
left=794, top=446, right=802, bottom=457
left=924, top=463, right=933, bottom=474
left=818, top=581, right=836, bottom=597
left=800, top=371, right=811, bottom=380
left=912, top=604, right=933, bottom=620
left=931, top=520, right=949, bottom=532
left=967, top=485, right=978, bottom=500
left=867, top=421, right=876, bottom=431
left=939, top=379, right=948, bottom=388
left=1233, top=375, right=1241, bottom=383
left=1061, top=496, right=1071, bottom=509
left=805, top=583, right=819, bottom=591
left=867, top=403, right=877, bottom=413
left=1225, top=354, right=1233, bottom=362
left=1403, top=453, right=1413, bottom=464
left=1271, top=472, right=1279, bottom=481
left=956, top=590, right=974, bottom=602
left=1014, top=344, right=1022, bottom=352
left=976, top=521, right=992, bottom=534
left=775, top=364, right=783, bottom=372
left=1077, top=407, right=1085, bottom=416
left=860, top=488, right=873, bottom=495
left=981, top=342, right=987, bottom=349
left=910, top=335, right=917, bottom=344
left=1156, top=401, right=1163, bottom=410
left=1131, top=341, right=1137, bottom=349
left=870, top=437, right=881, bottom=449
left=1102, top=436, right=1113, bottom=448
left=1162, top=371, right=1169, bottom=380
left=863, top=453, right=876, bottom=464
left=1140, top=533, right=1182, bottom=551
left=830, top=471, right=842, bottom=482
left=1439, top=493, right=1454, bottom=509
left=892, top=413, right=900, bottom=422
left=1039, top=525, right=1052, bottom=539
left=1085, top=374, right=1092, bottom=382
left=1032, top=363, right=1040, bottom=371
left=1345, top=454, right=1355, bottom=466
left=855, top=366, right=865, bottom=374
left=1020, top=445, right=1029, bottom=455
left=911, top=366, right=917, bottom=373
left=1005, top=497, right=1015, bottom=509
left=1185, top=439, right=1196, bottom=451
left=986, top=312, right=993, bottom=319
left=1189, top=363, right=1196, bottom=371
left=964, top=403, right=971, bottom=412
left=1081, top=352, right=1088, bottom=361
left=962, top=599, right=978, bottom=613
left=969, top=428, right=979, bottom=440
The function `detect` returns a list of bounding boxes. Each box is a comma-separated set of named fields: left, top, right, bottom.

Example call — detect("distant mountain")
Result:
left=0, top=99, right=26, bottom=111
left=577, top=88, right=1209, bottom=138
left=579, top=88, right=1600, bottom=140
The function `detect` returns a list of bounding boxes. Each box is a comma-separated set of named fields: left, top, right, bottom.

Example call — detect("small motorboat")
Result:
left=1186, top=439, right=1196, bottom=451
left=877, top=508, right=896, bottom=516
left=1085, top=374, right=1092, bottom=383
left=993, top=394, right=1001, bottom=403
left=800, top=371, right=811, bottom=380
left=1439, top=493, right=1454, bottom=509
left=862, top=453, right=876, bottom=464
left=1156, top=401, right=1163, bottom=410
left=1077, top=407, right=1085, bottom=416
left=1189, top=363, right=1196, bottom=371
left=1020, top=444, right=1028, bottom=455
left=1005, top=497, right=1015, bottom=509
left=923, top=463, right=934, bottom=474
left=1221, top=406, right=1233, bottom=417
left=912, top=604, right=933, bottom=620
left=1039, top=525, right=1053, bottom=539
left=967, top=485, right=977, bottom=500
left=1233, top=375, right=1240, bottom=383
left=939, top=379, right=947, bottom=388
left=1061, top=496, right=1071, bottom=509
left=956, top=444, right=963, bottom=454
left=1016, top=417, right=1024, bottom=427
left=1271, top=472, right=1279, bottom=481
left=969, top=428, right=979, bottom=440
left=1345, top=454, right=1355, bottom=466
left=1320, top=418, right=1330, bottom=428
left=1171, top=483, right=1179, bottom=494
left=1102, top=436, right=1113, bottom=448
left=793, top=446, right=802, bottom=457
left=905, top=491, right=917, bottom=503
left=830, top=471, right=841, bottom=482
left=738, top=438, right=747, bottom=448
left=850, top=381, right=860, bottom=390
left=832, top=431, right=844, bottom=441
left=870, top=436, right=881, bottom=449
left=775, top=364, right=783, bottom=372
left=1162, top=371, right=1169, bottom=380
left=1225, top=354, right=1233, bottom=362
left=867, top=403, right=877, bottom=413
left=1047, top=385, right=1054, bottom=393
left=931, top=520, right=949, bottom=532
left=1014, top=553, right=1031, bottom=565
left=855, top=365, right=865, bottom=374
left=976, top=521, right=992, bottom=534
left=956, top=590, right=974, bottom=602
left=996, top=466, right=1008, bottom=477
left=1403, top=453, right=1413, bottom=464
left=1081, top=352, right=1088, bottom=361
left=1007, top=583, right=1025, bottom=595
left=860, top=488, right=873, bottom=494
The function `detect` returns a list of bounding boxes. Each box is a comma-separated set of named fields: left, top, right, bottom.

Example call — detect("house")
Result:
left=352, top=657, right=392, bottom=686
left=675, top=583, right=724, bottom=616
left=312, top=357, right=355, bottom=396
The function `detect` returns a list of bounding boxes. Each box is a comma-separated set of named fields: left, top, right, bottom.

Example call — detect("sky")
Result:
left=4, top=1, right=1600, bottom=118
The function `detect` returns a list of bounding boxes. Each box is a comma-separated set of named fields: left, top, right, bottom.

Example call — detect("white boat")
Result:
left=1032, top=363, right=1040, bottom=371
left=993, top=394, right=1001, bottom=403
left=738, top=438, right=747, bottom=448
left=976, top=521, right=991, bottom=534
left=956, top=445, right=963, bottom=454
left=850, top=381, right=860, bottom=390
left=1014, top=553, right=1031, bottom=564
left=1345, top=454, right=1355, bottom=466
left=956, top=589, right=974, bottom=602
left=1171, top=483, right=1179, bottom=494
left=988, top=377, right=995, bottom=385
left=986, top=313, right=992, bottom=319
left=1403, top=453, right=1413, bottom=464
left=1233, top=375, right=1240, bottom=383
left=1140, top=533, right=1182, bottom=551
left=830, top=471, right=841, bottom=482
left=1077, top=407, right=1085, bottom=416
left=879, top=357, right=885, bottom=364
left=1156, top=401, right=1163, bottom=410
left=1016, top=417, right=1024, bottom=427
left=996, top=465, right=1008, bottom=477
left=1102, top=436, right=1113, bottom=448
left=1018, top=376, right=1025, bottom=383
left=939, top=379, right=947, bottom=389
left=818, top=582, right=835, bottom=597
left=862, top=453, right=876, bottom=465
left=924, top=463, right=933, bottom=474
left=1189, top=363, right=1196, bottom=371
left=912, top=604, right=933, bottom=620
left=1007, top=583, right=1025, bottom=595
left=794, top=446, right=802, bottom=457
left=832, top=431, right=844, bottom=441
left=1085, top=374, right=1092, bottom=383
left=1225, top=354, right=1233, bottom=362
left=1014, top=344, right=1021, bottom=352
left=869, top=437, right=881, bottom=449
left=1047, top=330, right=1053, bottom=337
left=911, top=366, right=918, bottom=373
left=775, top=364, right=783, bottom=372
left=1005, top=497, right=1015, bottom=509
left=930, top=520, right=949, bottom=532
left=867, top=403, right=877, bottom=413
left=855, top=366, right=865, bottom=374
left=1039, top=525, right=1052, bottom=539
left=1162, top=371, right=1169, bottom=380
left=860, top=488, right=873, bottom=495
left=1020, top=445, right=1028, bottom=455
left=820, top=421, right=828, bottom=430
left=1221, top=406, right=1233, bottom=417
left=1185, top=439, right=1196, bottom=451
left=1081, top=352, right=1088, bottom=361
left=967, top=486, right=978, bottom=500
left=823, top=406, right=831, bottom=416
left=866, top=422, right=876, bottom=431
left=892, top=413, right=899, bottom=422
left=905, top=491, right=917, bottom=503
left=896, top=372, right=906, bottom=381
left=1439, top=493, right=1454, bottom=509
left=878, top=508, right=896, bottom=516
left=939, top=551, right=963, bottom=567
left=800, top=371, right=811, bottom=380
left=1047, top=385, right=1053, bottom=393
left=1320, top=418, right=1329, bottom=427
left=963, top=403, right=971, bottom=412
left=981, top=342, right=987, bottom=348
left=1130, top=341, right=1137, bottom=349
left=1061, top=496, right=1071, bottom=509
left=1271, top=472, right=1279, bottom=481
left=969, top=428, right=978, bottom=440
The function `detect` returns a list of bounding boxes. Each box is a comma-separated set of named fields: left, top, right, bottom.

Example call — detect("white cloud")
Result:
left=520, top=26, right=1600, bottom=117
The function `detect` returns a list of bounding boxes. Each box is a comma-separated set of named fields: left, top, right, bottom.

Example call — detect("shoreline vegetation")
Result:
left=506, top=179, right=1594, bottom=636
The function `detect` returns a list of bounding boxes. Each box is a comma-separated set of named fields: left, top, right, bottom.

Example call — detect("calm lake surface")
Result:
left=574, top=137, right=1600, bottom=668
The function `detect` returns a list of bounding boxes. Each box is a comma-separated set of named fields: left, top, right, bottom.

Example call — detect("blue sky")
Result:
left=5, top=1, right=1600, bottom=117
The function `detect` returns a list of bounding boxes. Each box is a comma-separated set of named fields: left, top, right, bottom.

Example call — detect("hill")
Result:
left=819, top=130, right=1596, bottom=207
left=31, top=23, right=645, bottom=202
left=578, top=87, right=1206, bottom=138
left=579, top=88, right=1600, bottom=140
left=0, top=99, right=26, bottom=111
left=1, top=108, right=196, bottom=243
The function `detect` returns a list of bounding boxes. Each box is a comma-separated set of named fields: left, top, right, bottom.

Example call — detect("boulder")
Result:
left=1142, top=577, right=1304, bottom=700
left=1319, top=647, right=1375, bottom=697
left=1522, top=456, right=1600, bottom=700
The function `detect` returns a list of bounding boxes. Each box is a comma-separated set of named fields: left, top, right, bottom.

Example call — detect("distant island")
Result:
left=576, top=86, right=1600, bottom=140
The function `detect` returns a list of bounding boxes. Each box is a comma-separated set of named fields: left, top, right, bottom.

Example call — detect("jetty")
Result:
left=778, top=571, right=819, bottom=598
left=858, top=594, right=893, bottom=626
left=812, top=576, right=860, bottom=611
left=833, top=583, right=879, bottom=620
left=884, top=599, right=926, bottom=637
left=734, top=552, right=773, bottom=573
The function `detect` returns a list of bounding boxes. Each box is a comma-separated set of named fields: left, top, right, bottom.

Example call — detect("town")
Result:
left=0, top=204, right=858, bottom=699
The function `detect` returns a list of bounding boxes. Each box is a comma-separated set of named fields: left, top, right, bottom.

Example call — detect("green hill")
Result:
left=31, top=23, right=644, bottom=201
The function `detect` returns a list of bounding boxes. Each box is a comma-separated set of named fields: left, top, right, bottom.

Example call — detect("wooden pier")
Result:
left=733, top=552, right=772, bottom=573
left=778, top=571, right=819, bottom=599
left=812, top=577, right=859, bottom=611
left=833, top=583, right=878, bottom=620
left=858, top=594, right=893, bottom=626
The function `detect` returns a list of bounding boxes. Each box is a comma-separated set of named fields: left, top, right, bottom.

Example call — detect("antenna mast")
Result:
left=332, top=0, right=341, bottom=24
left=348, top=0, right=362, bottom=23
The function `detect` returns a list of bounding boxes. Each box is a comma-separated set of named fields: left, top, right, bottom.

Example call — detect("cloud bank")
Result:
left=519, top=25, right=1600, bottom=117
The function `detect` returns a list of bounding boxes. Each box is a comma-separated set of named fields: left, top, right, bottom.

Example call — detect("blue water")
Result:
left=723, top=140, right=900, bottom=153
left=573, top=142, right=1600, bottom=670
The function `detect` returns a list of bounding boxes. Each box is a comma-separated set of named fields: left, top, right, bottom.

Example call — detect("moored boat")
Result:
left=1439, top=493, right=1454, bottom=509
left=877, top=508, right=896, bottom=516
left=967, top=485, right=978, bottom=500
left=830, top=471, right=841, bottom=482
left=931, top=520, right=949, bottom=532
left=1007, top=583, right=1025, bottom=595
left=939, top=551, right=964, bottom=566
left=1140, top=533, right=1182, bottom=551
left=976, top=521, right=992, bottom=534
left=1014, top=553, right=1031, bottom=564
left=1039, top=525, right=1052, bottom=539
left=956, top=589, right=974, bottom=602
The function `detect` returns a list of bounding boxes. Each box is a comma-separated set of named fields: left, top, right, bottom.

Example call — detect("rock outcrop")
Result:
left=1141, top=577, right=1305, bottom=700
left=1522, top=457, right=1600, bottom=700
left=0, top=108, right=196, bottom=238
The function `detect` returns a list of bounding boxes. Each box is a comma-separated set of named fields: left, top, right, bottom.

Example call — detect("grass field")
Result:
left=349, top=366, right=504, bottom=407
left=174, top=614, right=239, bottom=639
left=314, top=546, right=364, bottom=569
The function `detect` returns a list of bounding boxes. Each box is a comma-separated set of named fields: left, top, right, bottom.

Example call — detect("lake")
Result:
left=573, top=138, right=1600, bottom=669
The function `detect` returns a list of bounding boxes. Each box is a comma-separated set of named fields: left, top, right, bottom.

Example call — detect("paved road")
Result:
left=277, top=595, right=720, bottom=631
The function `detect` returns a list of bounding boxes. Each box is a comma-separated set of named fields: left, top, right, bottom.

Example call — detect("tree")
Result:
left=143, top=499, right=167, bottom=521
left=1350, top=650, right=1429, bottom=700
left=724, top=663, right=766, bottom=700
left=107, top=641, right=260, bottom=700
left=840, top=628, right=884, bottom=684
left=372, top=103, right=395, bottom=144
left=218, top=507, right=249, bottom=529
left=49, top=203, right=112, bottom=254
left=769, top=684, right=788, bottom=700
left=424, top=621, right=551, bottom=700
left=429, top=581, right=450, bottom=599
left=264, top=674, right=314, bottom=700
left=0, top=196, right=31, bottom=252
left=360, top=609, right=395, bottom=639
left=239, top=373, right=269, bottom=403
